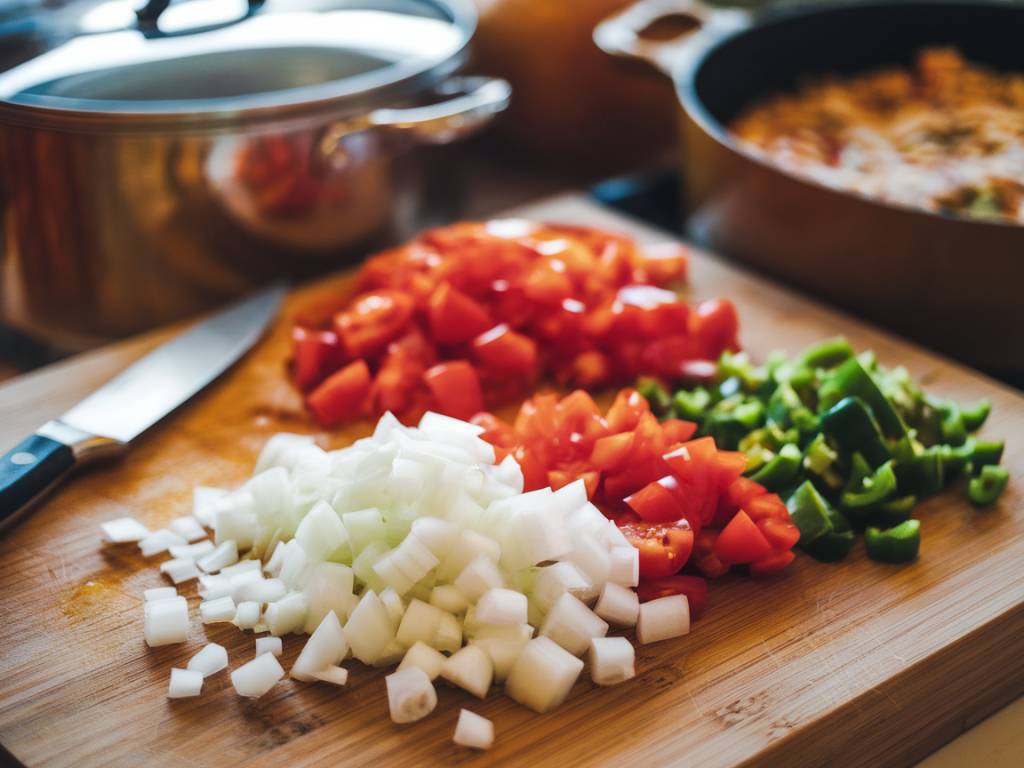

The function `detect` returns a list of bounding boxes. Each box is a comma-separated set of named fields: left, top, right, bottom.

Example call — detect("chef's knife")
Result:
left=0, top=284, right=285, bottom=529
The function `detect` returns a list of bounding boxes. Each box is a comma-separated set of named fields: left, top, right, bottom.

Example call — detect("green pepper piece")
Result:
left=971, top=440, right=1004, bottom=470
left=819, top=357, right=906, bottom=439
left=894, top=447, right=945, bottom=497
left=821, top=397, right=891, bottom=468
left=717, top=351, right=767, bottom=392
left=673, top=388, right=711, bottom=422
left=803, top=433, right=844, bottom=491
left=637, top=377, right=672, bottom=417
left=767, top=381, right=803, bottom=427
left=786, top=480, right=833, bottom=545
left=844, top=452, right=873, bottom=493
left=749, top=443, right=803, bottom=491
left=799, top=337, right=855, bottom=370
left=967, top=465, right=1009, bottom=507
left=936, top=400, right=968, bottom=447
left=865, top=519, right=921, bottom=563
left=871, top=495, right=916, bottom=529
left=718, top=376, right=743, bottom=399
left=841, top=460, right=898, bottom=510
left=791, top=407, right=820, bottom=440
left=803, top=508, right=856, bottom=562
left=960, top=399, right=991, bottom=432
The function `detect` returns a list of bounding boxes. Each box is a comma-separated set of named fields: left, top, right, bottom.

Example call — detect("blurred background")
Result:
left=0, top=0, right=1021, bottom=384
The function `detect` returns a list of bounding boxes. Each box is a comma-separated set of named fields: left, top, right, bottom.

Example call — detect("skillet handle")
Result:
left=594, top=0, right=750, bottom=76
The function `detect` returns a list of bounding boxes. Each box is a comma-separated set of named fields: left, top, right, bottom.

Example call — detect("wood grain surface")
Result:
left=0, top=195, right=1021, bottom=768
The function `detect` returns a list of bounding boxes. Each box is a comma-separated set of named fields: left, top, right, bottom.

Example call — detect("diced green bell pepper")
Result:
left=799, top=337, right=855, bottom=370
left=786, top=480, right=833, bottom=545
left=821, top=397, right=891, bottom=468
left=865, top=519, right=921, bottom=563
left=960, top=399, right=991, bottom=432
left=971, top=440, right=1004, bottom=470
left=936, top=400, right=968, bottom=447
left=819, top=357, right=906, bottom=438
left=894, top=447, right=945, bottom=497
left=967, top=465, right=1009, bottom=507
left=749, top=443, right=803, bottom=491
left=841, top=460, right=897, bottom=510
left=673, top=387, right=711, bottom=422
left=871, top=495, right=916, bottom=529
left=637, top=377, right=672, bottom=417
left=803, top=508, right=855, bottom=562
left=803, top=433, right=843, bottom=491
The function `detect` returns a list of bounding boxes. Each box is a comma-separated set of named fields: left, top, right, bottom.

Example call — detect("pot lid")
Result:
left=0, top=0, right=475, bottom=128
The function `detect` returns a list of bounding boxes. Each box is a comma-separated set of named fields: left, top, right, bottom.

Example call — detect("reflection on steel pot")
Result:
left=596, top=0, right=1024, bottom=376
left=0, top=0, right=509, bottom=347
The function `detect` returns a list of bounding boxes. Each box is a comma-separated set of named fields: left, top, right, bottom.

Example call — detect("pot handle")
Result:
left=594, top=0, right=750, bottom=77
left=322, top=76, right=511, bottom=154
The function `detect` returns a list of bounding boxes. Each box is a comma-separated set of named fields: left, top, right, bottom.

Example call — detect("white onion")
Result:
left=169, top=540, right=214, bottom=560
left=342, top=508, right=386, bottom=556
left=219, top=559, right=260, bottom=578
left=505, top=637, right=584, bottom=713
left=291, top=611, right=348, bottom=681
left=565, top=534, right=611, bottom=593
left=539, top=592, right=608, bottom=656
left=294, top=500, right=349, bottom=563
left=410, top=517, right=460, bottom=558
left=395, top=599, right=445, bottom=648
left=196, top=540, right=238, bottom=574
left=607, top=546, right=640, bottom=588
left=255, top=636, right=282, bottom=657
left=588, top=637, right=635, bottom=686
left=454, top=556, right=505, bottom=603
left=434, top=611, right=463, bottom=655
left=312, top=666, right=348, bottom=686
left=475, top=589, right=527, bottom=626
left=159, top=558, right=200, bottom=585
left=231, top=652, right=284, bottom=698
left=233, top=578, right=287, bottom=604
left=228, top=569, right=262, bottom=600
left=429, top=584, right=469, bottom=614
left=436, top=531, right=500, bottom=582
left=469, top=623, right=533, bottom=682
left=187, top=643, right=228, bottom=677
left=264, top=592, right=307, bottom=636
left=344, top=590, right=395, bottom=665
left=636, top=595, right=690, bottom=644
left=303, top=563, right=356, bottom=633
left=144, top=596, right=188, bottom=647
left=233, top=601, right=260, bottom=629
left=531, top=561, right=593, bottom=612
left=144, top=587, right=176, bottom=602
left=386, top=667, right=437, bottom=724
left=198, top=574, right=232, bottom=601
left=453, top=709, right=494, bottom=750
left=192, top=486, right=228, bottom=528
left=101, top=516, right=150, bottom=544
left=441, top=645, right=493, bottom=699
left=199, top=596, right=236, bottom=624
left=397, top=641, right=446, bottom=681
left=379, top=588, right=405, bottom=629
left=168, top=668, right=203, bottom=698
left=139, top=529, right=186, bottom=557
left=594, top=582, right=640, bottom=627
left=213, top=491, right=257, bottom=550
left=169, top=516, right=207, bottom=543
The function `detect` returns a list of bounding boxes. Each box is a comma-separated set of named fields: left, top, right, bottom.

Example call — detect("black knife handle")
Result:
left=0, top=435, right=74, bottom=527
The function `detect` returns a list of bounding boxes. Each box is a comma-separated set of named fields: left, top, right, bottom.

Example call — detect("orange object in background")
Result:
left=472, top=0, right=676, bottom=171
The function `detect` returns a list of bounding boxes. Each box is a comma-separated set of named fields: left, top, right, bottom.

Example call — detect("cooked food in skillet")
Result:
left=731, top=48, right=1024, bottom=223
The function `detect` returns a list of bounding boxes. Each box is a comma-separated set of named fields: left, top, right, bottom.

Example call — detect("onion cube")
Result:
left=187, top=643, right=228, bottom=677
left=429, top=584, right=469, bottom=614
left=588, top=637, right=635, bottom=686
left=379, top=588, right=405, bottom=629
left=264, top=592, right=307, bottom=636
left=168, top=668, right=203, bottom=698
left=386, top=667, right=437, bottom=724
left=531, top=561, right=593, bottom=612
left=539, top=592, right=608, bottom=656
left=144, top=587, right=177, bottom=602
left=291, top=611, right=348, bottom=681
left=608, top=546, right=640, bottom=587
left=199, top=596, right=236, bottom=624
left=395, top=600, right=445, bottom=648
left=453, top=709, right=494, bottom=750
left=468, top=623, right=533, bottom=682
left=234, top=601, right=261, bottom=629
left=169, top=516, right=207, bottom=543
left=410, top=517, right=459, bottom=558
left=441, top=645, right=493, bottom=699
left=196, top=540, right=238, bottom=574
left=231, top=652, right=284, bottom=698
left=169, top=540, right=214, bottom=560
left=144, top=596, right=188, bottom=647
left=398, top=642, right=446, bottom=681
left=505, top=637, right=584, bottom=713
left=101, top=516, right=150, bottom=544
left=594, top=582, right=640, bottom=627
left=565, top=534, right=611, bottom=593
left=198, top=574, right=232, bottom=601
left=475, top=589, right=527, bottom=626
left=139, top=529, right=186, bottom=557
left=312, top=666, right=348, bottom=686
left=219, top=559, right=260, bottom=579
left=192, top=486, right=228, bottom=528
left=256, top=637, right=282, bottom=657
left=344, top=591, right=395, bottom=665
left=434, top=611, right=463, bottom=654
left=303, top=563, right=356, bottom=633
left=160, top=557, right=200, bottom=585
left=233, top=578, right=287, bottom=605
left=636, top=594, right=690, bottom=645
left=454, top=556, right=505, bottom=602
left=295, top=500, right=348, bottom=563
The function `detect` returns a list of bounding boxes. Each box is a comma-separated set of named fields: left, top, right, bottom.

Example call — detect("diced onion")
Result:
left=607, top=546, right=639, bottom=588
left=454, top=557, right=505, bottom=602
left=386, top=667, right=437, bottom=723
left=139, top=529, right=186, bottom=557
left=255, top=637, right=282, bottom=657
left=231, top=652, right=284, bottom=698
left=192, top=486, right=228, bottom=528
left=343, top=591, right=395, bottom=665
left=636, top=595, right=690, bottom=644
left=169, top=516, right=207, bottom=543
left=233, top=601, right=261, bottom=630
left=453, top=709, right=494, bottom=750
left=397, top=641, right=446, bottom=680
left=144, top=596, right=188, bottom=647
left=101, top=517, right=150, bottom=544
left=429, top=584, right=469, bottom=614
left=539, top=592, right=608, bottom=656
left=264, top=592, right=307, bottom=636
left=475, top=589, right=527, bottom=626
left=233, top=578, right=287, bottom=604
left=187, top=643, right=228, bottom=677
left=441, top=645, right=493, bottom=699
left=594, top=582, right=640, bottom=627
left=505, top=637, right=584, bottom=713
left=200, top=596, right=236, bottom=624
left=168, top=668, right=203, bottom=698
left=196, top=540, right=238, bottom=574
left=169, top=540, right=214, bottom=560
left=588, top=637, right=635, bottom=686
left=291, top=611, right=348, bottom=681
left=144, top=587, right=176, bottom=602
left=159, top=558, right=200, bottom=585
left=312, top=666, right=348, bottom=686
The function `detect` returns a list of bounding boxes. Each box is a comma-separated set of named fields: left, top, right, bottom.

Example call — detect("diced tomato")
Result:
left=717, top=475, right=767, bottom=524
left=693, top=529, right=729, bottom=578
left=712, top=451, right=748, bottom=489
left=618, top=519, right=694, bottom=579
left=306, top=360, right=371, bottom=426
left=660, top=418, right=698, bottom=445
left=745, top=492, right=790, bottom=522
left=714, top=510, right=773, bottom=565
left=590, top=432, right=635, bottom=472
left=422, top=361, right=483, bottom=420
left=637, top=575, right=707, bottom=619
left=290, top=326, right=345, bottom=392
left=333, top=290, right=414, bottom=358
left=427, top=282, right=493, bottom=345
left=691, top=298, right=740, bottom=360
left=757, top=518, right=801, bottom=551
left=749, top=549, right=796, bottom=577
left=624, top=479, right=685, bottom=523
left=472, top=325, right=538, bottom=378
left=605, top=388, right=649, bottom=433
left=663, top=437, right=718, bottom=525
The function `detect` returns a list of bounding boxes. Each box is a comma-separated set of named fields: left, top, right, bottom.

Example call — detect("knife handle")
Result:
left=0, top=435, right=75, bottom=527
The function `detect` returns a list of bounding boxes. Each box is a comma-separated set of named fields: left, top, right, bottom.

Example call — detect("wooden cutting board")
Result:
left=1, top=194, right=1021, bottom=768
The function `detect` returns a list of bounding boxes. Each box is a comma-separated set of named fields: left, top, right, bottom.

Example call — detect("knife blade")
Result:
left=0, top=284, right=285, bottom=529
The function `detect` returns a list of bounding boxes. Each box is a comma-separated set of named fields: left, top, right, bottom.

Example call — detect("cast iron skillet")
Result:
left=597, top=0, right=1024, bottom=377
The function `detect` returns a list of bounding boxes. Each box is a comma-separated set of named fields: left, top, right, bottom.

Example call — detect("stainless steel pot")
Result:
left=0, top=0, right=509, bottom=347
left=596, top=0, right=1024, bottom=377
